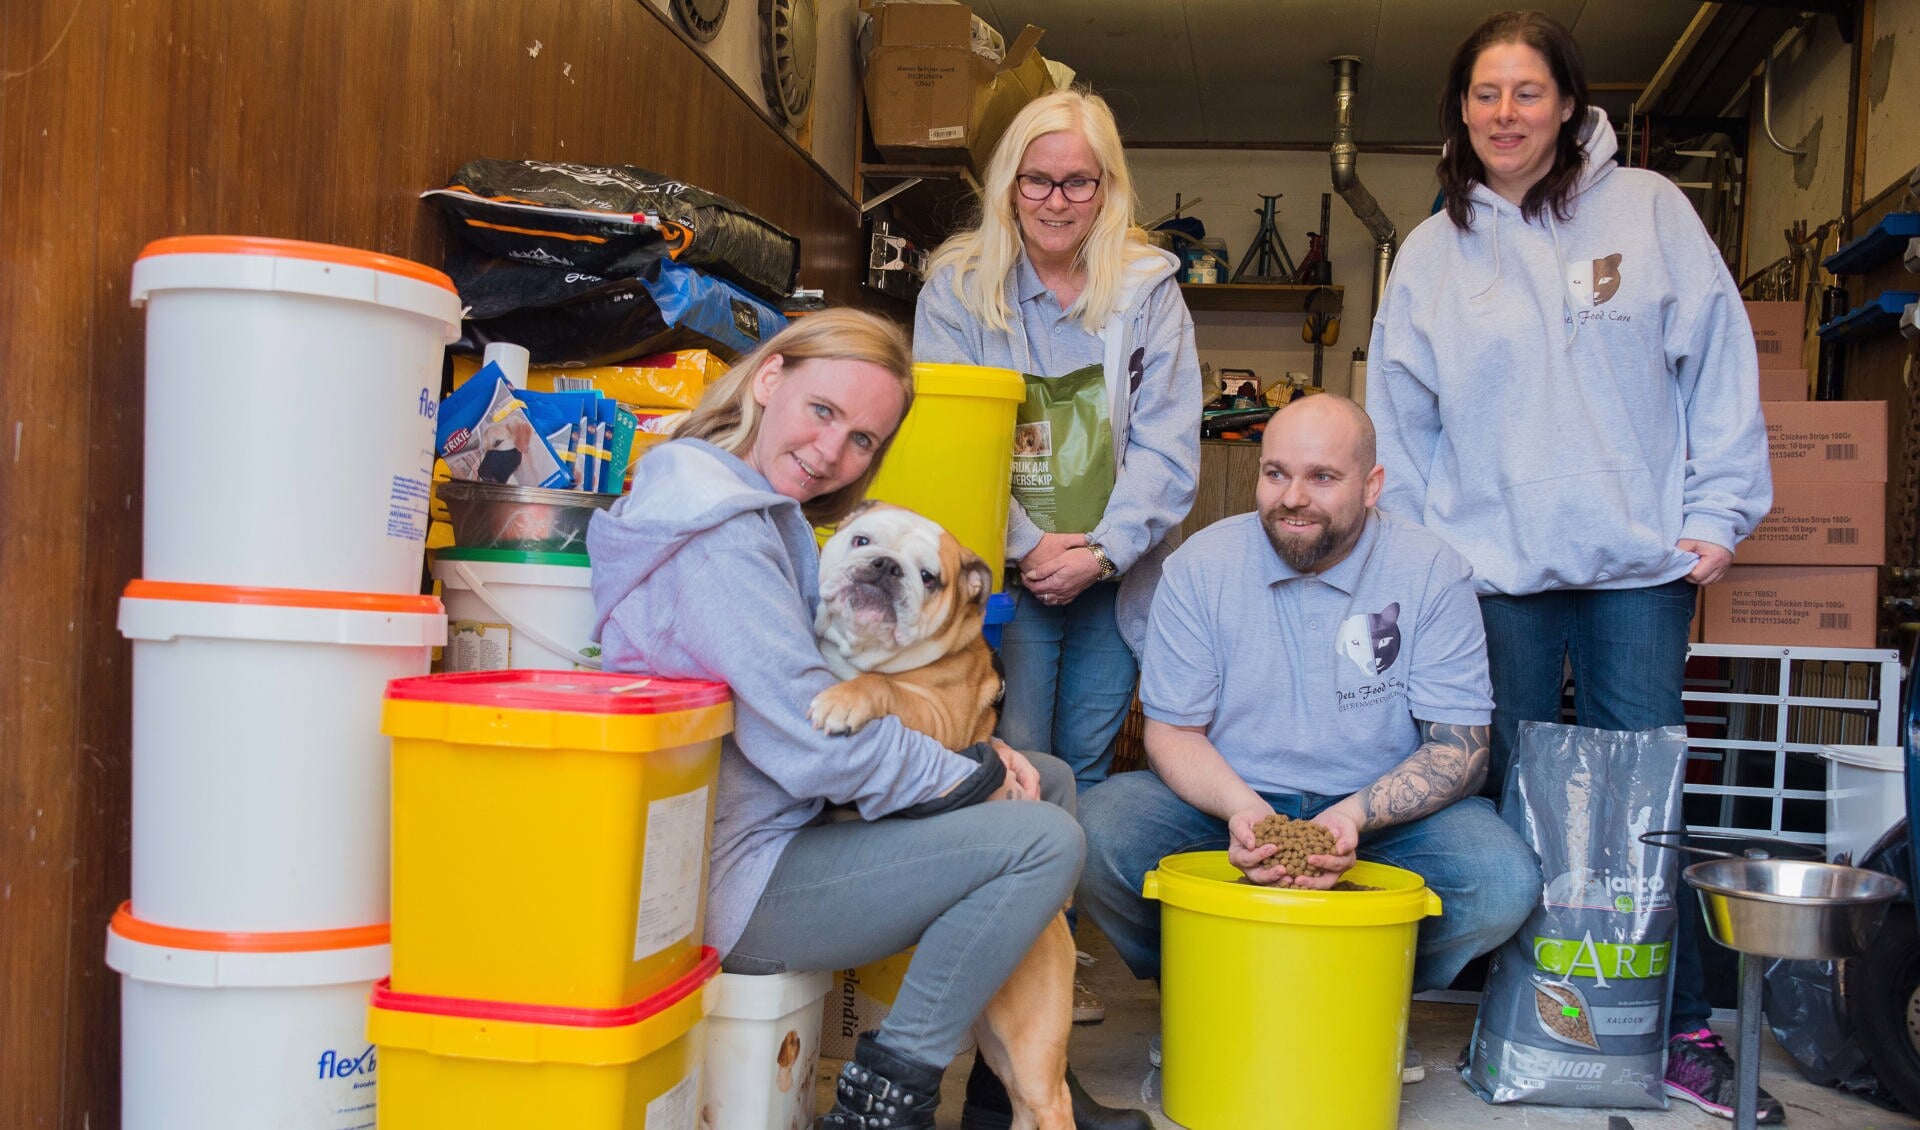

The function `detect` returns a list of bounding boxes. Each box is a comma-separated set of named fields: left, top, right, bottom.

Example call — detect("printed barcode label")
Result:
left=1819, top=613, right=1852, bottom=630
left=1827, top=527, right=1859, bottom=544
left=553, top=376, right=595, bottom=392
left=1826, top=442, right=1858, bottom=460
left=1756, top=339, right=1782, bottom=353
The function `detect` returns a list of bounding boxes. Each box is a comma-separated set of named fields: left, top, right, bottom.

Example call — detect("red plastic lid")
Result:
left=123, top=579, right=443, bottom=616
left=369, top=947, right=720, bottom=1028
left=136, top=235, right=457, bottom=294
left=111, top=902, right=390, bottom=952
left=384, top=669, right=731, bottom=714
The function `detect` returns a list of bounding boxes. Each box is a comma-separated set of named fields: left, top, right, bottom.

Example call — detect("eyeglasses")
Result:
left=1016, top=174, right=1101, bottom=203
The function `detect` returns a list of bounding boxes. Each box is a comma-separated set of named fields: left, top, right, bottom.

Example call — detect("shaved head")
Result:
left=1268, top=393, right=1376, bottom=471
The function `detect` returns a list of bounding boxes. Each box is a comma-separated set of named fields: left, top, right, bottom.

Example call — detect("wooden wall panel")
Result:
left=2, top=0, right=865, bottom=1123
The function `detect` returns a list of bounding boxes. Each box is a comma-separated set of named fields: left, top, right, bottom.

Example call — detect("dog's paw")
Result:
left=807, top=681, right=883, bottom=735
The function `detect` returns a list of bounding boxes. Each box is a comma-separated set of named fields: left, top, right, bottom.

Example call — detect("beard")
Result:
left=1262, top=508, right=1357, bottom=572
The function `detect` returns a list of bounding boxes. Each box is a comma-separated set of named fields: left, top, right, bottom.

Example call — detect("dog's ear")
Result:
left=958, top=551, right=993, bottom=608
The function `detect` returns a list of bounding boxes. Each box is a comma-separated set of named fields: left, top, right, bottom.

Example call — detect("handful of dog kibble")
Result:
left=1252, top=814, right=1337, bottom=877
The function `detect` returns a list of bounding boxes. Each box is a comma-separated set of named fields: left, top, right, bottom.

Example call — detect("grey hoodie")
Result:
left=587, top=439, right=978, bottom=955
left=1368, top=108, right=1771, bottom=596
left=915, top=245, right=1202, bottom=652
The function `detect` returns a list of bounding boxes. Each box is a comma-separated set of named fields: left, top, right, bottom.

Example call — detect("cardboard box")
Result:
left=1701, top=566, right=1878, bottom=648
left=1758, top=367, right=1808, bottom=401
left=1744, top=301, right=1805, bottom=366
left=1763, top=400, right=1887, bottom=482
left=863, top=1, right=1050, bottom=172
left=1735, top=480, right=1885, bottom=565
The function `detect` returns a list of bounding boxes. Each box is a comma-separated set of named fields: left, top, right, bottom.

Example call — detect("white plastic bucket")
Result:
left=702, top=970, right=832, bottom=1130
left=1819, top=744, right=1904, bottom=864
left=131, top=236, right=461, bottom=593
left=106, top=904, right=389, bottom=1130
left=430, top=548, right=599, bottom=671
left=119, top=580, right=444, bottom=931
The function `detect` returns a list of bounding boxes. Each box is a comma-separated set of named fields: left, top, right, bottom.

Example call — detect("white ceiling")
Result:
left=971, top=0, right=1708, bottom=146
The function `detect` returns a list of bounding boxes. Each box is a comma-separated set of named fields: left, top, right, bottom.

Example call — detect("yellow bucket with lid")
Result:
left=382, top=670, right=731, bottom=1009
left=1143, top=852, right=1442, bottom=1130
left=368, top=947, right=719, bottom=1128
left=864, top=362, right=1024, bottom=587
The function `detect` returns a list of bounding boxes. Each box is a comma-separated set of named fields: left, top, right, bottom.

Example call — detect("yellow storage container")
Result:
left=369, top=947, right=719, bottom=1129
left=383, top=670, right=731, bottom=1008
left=865, top=362, right=1024, bottom=588
left=1143, top=853, right=1442, bottom=1130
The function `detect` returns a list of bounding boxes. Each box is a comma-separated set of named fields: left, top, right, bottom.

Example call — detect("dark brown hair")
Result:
left=1436, top=10, right=1591, bottom=230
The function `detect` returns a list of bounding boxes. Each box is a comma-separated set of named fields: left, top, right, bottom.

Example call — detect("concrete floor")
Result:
left=817, top=925, right=1920, bottom=1129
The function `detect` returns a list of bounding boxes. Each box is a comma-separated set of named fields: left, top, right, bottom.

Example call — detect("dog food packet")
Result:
left=1465, top=721, right=1688, bottom=1109
left=1012, top=363, right=1114, bottom=534
left=437, top=365, right=570, bottom=488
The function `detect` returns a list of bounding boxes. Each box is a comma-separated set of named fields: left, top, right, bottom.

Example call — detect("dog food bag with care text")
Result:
left=1465, top=720, right=1688, bottom=1109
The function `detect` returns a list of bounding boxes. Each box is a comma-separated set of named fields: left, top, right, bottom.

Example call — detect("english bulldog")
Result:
left=810, top=501, right=1077, bottom=1130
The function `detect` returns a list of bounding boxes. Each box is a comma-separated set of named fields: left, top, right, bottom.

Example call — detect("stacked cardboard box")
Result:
left=861, top=1, right=1053, bottom=173
left=1706, top=397, right=1885, bottom=648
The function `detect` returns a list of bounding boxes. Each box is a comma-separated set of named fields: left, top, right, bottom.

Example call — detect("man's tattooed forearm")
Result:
left=1357, top=721, right=1490, bottom=831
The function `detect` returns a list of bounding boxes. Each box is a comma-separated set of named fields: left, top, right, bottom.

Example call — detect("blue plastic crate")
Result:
left=1817, top=291, right=1919, bottom=342
left=1821, top=212, right=1920, bottom=275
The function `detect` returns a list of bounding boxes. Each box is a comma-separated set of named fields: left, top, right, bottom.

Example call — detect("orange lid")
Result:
left=123, top=579, right=442, bottom=616
left=136, top=235, right=456, bottom=295
left=111, top=902, right=389, bottom=952
left=369, top=947, right=719, bottom=1028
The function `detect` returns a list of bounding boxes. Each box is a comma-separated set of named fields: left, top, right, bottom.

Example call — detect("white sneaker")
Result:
left=1402, top=1041, right=1426, bottom=1084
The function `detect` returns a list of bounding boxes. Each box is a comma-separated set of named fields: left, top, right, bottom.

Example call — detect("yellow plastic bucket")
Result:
left=865, top=362, right=1024, bottom=587
left=383, top=670, right=731, bottom=1008
left=368, top=947, right=719, bottom=1129
left=1143, top=852, right=1443, bottom=1130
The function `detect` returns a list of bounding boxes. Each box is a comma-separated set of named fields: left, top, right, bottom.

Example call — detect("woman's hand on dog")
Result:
left=989, top=738, right=1041, bottom=801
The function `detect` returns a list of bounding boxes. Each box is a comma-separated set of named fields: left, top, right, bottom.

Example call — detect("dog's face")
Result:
left=815, top=502, right=993, bottom=677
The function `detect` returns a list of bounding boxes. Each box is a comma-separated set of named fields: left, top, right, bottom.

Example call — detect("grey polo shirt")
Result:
left=1141, top=509, right=1493, bottom=796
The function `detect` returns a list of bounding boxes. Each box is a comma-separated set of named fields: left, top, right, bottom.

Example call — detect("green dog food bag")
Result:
left=1012, top=363, right=1114, bottom=534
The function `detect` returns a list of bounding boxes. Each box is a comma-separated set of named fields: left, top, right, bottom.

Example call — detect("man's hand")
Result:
left=1678, top=538, right=1733, bottom=585
left=989, top=738, right=1041, bottom=801
left=1280, top=809, right=1359, bottom=890
left=1226, top=805, right=1282, bottom=882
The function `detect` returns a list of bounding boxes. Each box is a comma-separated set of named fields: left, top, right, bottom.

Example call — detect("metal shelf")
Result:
left=1179, top=283, right=1341, bottom=314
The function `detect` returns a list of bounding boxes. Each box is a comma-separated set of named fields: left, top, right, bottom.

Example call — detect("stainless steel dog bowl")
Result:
left=436, top=479, right=618, bottom=554
left=1684, top=858, right=1905, bottom=960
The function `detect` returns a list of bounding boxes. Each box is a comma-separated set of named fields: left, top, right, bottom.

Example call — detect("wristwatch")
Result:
left=1085, top=541, right=1118, bottom=581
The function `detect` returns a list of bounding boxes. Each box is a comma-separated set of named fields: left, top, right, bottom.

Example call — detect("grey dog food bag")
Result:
left=1465, top=721, right=1689, bottom=1109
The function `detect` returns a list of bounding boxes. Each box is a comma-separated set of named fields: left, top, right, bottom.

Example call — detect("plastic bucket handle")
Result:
left=450, top=561, right=601, bottom=670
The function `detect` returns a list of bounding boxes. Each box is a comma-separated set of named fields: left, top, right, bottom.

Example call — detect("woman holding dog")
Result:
left=588, top=309, right=1147, bottom=1130
left=916, top=90, right=1201, bottom=800
left=1366, top=11, right=1774, bottom=1120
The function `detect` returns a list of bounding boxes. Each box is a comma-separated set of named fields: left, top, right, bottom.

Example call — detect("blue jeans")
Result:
left=722, top=753, right=1082, bottom=1067
left=1076, top=770, right=1540, bottom=993
left=1478, top=578, right=1709, bottom=1033
left=997, top=582, right=1137, bottom=793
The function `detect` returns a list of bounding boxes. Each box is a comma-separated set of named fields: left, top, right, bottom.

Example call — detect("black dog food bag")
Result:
left=1465, top=720, right=1688, bottom=1109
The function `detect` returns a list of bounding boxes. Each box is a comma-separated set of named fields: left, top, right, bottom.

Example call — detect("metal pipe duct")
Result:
left=1329, top=55, right=1398, bottom=322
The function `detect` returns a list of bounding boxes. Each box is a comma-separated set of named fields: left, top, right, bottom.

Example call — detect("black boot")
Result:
left=817, top=1032, right=944, bottom=1129
left=959, top=1050, right=1154, bottom=1130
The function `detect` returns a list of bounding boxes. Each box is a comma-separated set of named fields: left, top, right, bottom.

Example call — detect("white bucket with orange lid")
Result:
left=106, top=903, right=390, bottom=1130
left=130, top=236, right=461, bottom=594
left=119, top=580, right=444, bottom=932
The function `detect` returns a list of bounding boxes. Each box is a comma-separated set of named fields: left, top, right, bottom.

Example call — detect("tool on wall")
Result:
left=1289, top=193, right=1333, bottom=286
left=1232, top=194, right=1296, bottom=283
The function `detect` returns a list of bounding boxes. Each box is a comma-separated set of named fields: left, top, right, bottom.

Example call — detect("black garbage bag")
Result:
left=424, top=158, right=800, bottom=304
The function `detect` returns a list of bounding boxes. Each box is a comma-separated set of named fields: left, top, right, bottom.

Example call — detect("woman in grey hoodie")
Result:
left=587, top=310, right=1091, bottom=1129
left=1367, top=11, right=1775, bottom=1123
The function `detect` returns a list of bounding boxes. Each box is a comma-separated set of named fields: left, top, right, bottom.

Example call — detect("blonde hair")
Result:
left=674, top=308, right=915, bottom=526
left=928, top=89, right=1154, bottom=334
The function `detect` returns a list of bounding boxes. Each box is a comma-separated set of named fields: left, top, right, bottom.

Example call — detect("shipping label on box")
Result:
left=1735, top=481, right=1885, bottom=565
left=1743, top=301, right=1804, bottom=366
left=1701, top=565, right=1878, bottom=648
left=1763, top=400, right=1887, bottom=482
left=1757, top=368, right=1807, bottom=401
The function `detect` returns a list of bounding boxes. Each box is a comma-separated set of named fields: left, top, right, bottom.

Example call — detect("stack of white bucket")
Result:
left=109, top=237, right=458, bottom=1130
